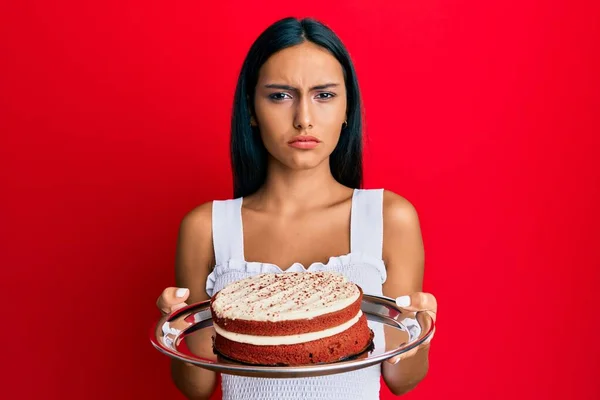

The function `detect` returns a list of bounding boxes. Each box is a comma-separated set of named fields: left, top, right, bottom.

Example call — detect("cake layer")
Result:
left=211, top=287, right=363, bottom=336
left=214, top=311, right=363, bottom=345
left=213, top=313, right=374, bottom=366
left=211, top=271, right=360, bottom=322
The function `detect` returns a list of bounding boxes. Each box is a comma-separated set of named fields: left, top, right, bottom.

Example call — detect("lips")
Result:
left=288, top=135, right=321, bottom=144
left=288, top=135, right=321, bottom=149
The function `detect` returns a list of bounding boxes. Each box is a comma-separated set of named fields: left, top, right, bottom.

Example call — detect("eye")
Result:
left=268, top=93, right=292, bottom=101
left=316, top=92, right=336, bottom=100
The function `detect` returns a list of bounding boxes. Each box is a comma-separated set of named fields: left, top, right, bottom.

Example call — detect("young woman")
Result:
left=156, top=17, right=437, bottom=400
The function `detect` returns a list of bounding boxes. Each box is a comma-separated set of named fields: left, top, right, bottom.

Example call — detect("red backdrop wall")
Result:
left=2, top=1, right=599, bottom=399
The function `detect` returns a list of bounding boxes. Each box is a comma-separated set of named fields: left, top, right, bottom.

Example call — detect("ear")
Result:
left=246, top=94, right=258, bottom=127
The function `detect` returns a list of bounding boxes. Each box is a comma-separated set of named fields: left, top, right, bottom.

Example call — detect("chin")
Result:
left=282, top=152, right=329, bottom=171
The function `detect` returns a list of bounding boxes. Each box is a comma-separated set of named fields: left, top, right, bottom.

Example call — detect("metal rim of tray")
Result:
left=149, top=294, right=434, bottom=378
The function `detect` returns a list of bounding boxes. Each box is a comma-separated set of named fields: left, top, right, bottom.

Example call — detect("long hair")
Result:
left=231, top=17, right=364, bottom=198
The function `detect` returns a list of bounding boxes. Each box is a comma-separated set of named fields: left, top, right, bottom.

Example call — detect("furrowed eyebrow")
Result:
left=263, top=83, right=340, bottom=91
left=311, top=83, right=340, bottom=90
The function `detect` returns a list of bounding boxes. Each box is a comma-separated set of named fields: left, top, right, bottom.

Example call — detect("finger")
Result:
left=423, top=327, right=436, bottom=344
left=395, top=292, right=437, bottom=314
left=416, top=308, right=437, bottom=327
left=387, top=347, right=419, bottom=365
left=156, top=287, right=190, bottom=313
left=170, top=302, right=189, bottom=312
left=387, top=334, right=436, bottom=365
left=386, top=355, right=400, bottom=365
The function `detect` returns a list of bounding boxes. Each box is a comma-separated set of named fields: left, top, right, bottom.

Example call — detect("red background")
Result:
left=1, top=1, right=599, bottom=399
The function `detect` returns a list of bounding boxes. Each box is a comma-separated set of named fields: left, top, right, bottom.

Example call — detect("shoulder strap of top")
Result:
left=350, top=188, right=384, bottom=259
left=212, top=197, right=245, bottom=265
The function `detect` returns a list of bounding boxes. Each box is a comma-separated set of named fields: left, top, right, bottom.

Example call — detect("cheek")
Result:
left=255, top=110, right=289, bottom=155
left=255, top=101, right=291, bottom=133
left=317, top=104, right=346, bottom=137
left=259, top=130, right=279, bottom=154
left=258, top=118, right=289, bottom=150
left=326, top=131, right=342, bottom=153
left=320, top=97, right=346, bottom=123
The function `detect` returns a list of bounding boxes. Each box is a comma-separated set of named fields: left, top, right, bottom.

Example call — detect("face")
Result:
left=253, top=41, right=347, bottom=170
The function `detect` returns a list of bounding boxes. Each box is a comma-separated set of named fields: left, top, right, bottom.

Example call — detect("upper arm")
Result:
left=381, top=190, right=425, bottom=298
left=175, top=201, right=215, bottom=304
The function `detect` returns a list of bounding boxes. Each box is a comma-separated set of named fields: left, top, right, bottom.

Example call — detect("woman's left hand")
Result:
left=386, top=292, right=437, bottom=364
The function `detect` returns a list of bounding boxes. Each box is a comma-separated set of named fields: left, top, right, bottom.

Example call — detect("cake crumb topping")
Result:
left=212, top=271, right=360, bottom=322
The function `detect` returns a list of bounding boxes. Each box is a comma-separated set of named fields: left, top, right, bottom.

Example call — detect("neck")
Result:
left=253, top=157, right=345, bottom=212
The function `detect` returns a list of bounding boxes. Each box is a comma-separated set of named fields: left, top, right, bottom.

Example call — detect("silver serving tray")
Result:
left=149, top=294, right=434, bottom=378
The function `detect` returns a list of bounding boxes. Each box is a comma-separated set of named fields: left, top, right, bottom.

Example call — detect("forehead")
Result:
left=257, top=41, right=345, bottom=85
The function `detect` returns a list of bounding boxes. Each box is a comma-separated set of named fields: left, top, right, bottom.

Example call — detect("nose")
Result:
left=293, top=96, right=313, bottom=130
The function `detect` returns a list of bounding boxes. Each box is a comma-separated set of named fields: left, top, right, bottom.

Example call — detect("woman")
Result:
left=156, top=17, right=437, bottom=400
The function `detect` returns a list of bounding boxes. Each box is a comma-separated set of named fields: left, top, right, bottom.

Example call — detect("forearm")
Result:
left=171, top=360, right=217, bottom=400
left=381, top=345, right=430, bottom=396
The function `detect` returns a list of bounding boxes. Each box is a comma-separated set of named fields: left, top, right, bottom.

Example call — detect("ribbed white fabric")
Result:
left=207, top=189, right=387, bottom=400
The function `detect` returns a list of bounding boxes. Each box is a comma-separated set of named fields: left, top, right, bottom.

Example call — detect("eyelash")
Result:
left=317, top=92, right=336, bottom=99
left=269, top=93, right=291, bottom=101
left=268, top=92, right=336, bottom=101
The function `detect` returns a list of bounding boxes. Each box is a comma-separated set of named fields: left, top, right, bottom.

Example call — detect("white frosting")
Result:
left=214, top=311, right=363, bottom=345
left=212, top=271, right=360, bottom=322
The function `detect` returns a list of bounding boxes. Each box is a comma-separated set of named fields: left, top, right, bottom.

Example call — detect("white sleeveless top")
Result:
left=206, top=188, right=387, bottom=400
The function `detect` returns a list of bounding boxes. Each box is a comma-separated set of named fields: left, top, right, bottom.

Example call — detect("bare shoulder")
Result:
left=382, top=189, right=421, bottom=230
left=179, top=201, right=213, bottom=238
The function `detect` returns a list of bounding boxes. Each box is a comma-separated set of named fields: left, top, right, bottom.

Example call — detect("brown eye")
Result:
left=269, top=93, right=292, bottom=101
left=316, top=92, right=336, bottom=100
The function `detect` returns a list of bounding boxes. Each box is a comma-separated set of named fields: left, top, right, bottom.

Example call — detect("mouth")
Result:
left=287, top=135, right=321, bottom=149
left=288, top=135, right=321, bottom=144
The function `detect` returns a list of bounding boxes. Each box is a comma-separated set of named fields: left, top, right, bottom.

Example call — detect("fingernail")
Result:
left=393, top=357, right=401, bottom=365
left=176, top=288, right=189, bottom=298
left=396, top=295, right=411, bottom=308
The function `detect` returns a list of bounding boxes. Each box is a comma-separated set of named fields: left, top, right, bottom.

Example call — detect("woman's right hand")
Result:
left=156, top=287, right=190, bottom=315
